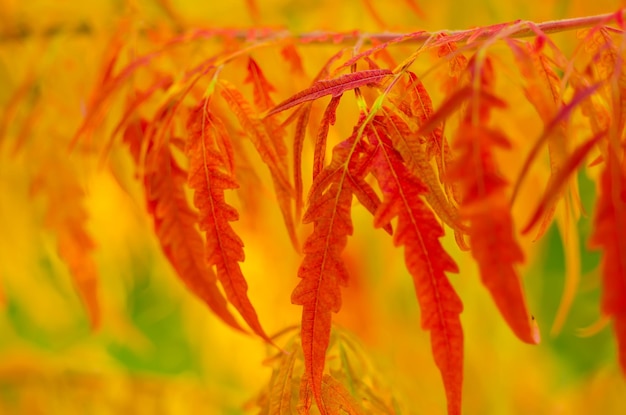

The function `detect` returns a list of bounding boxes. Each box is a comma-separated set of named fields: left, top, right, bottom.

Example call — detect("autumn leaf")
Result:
left=291, top=49, right=347, bottom=220
left=447, top=56, right=540, bottom=345
left=245, top=57, right=277, bottom=111
left=291, top=118, right=372, bottom=415
left=123, top=118, right=244, bottom=333
left=265, top=69, right=393, bottom=117
left=523, top=130, right=606, bottom=233
left=31, top=158, right=101, bottom=329
left=320, top=374, right=365, bottom=414
left=219, top=79, right=298, bottom=249
left=376, top=107, right=463, bottom=233
left=589, top=155, right=626, bottom=375
left=369, top=121, right=463, bottom=415
left=186, top=98, right=270, bottom=342
left=6, top=3, right=626, bottom=415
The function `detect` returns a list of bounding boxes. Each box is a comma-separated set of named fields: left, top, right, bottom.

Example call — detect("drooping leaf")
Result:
left=403, top=0, right=426, bottom=19
left=435, top=34, right=469, bottom=93
left=291, top=49, right=350, bottom=222
left=405, top=72, right=451, bottom=179
left=219, top=80, right=298, bottom=249
left=448, top=56, right=540, bottom=345
left=507, top=38, right=577, bottom=240
left=320, top=374, right=365, bottom=414
left=450, top=122, right=540, bottom=345
left=523, top=130, right=606, bottom=233
left=376, top=108, right=464, bottom=233
left=589, top=155, right=626, bottom=375
left=245, top=57, right=277, bottom=111
left=31, top=158, right=101, bottom=329
left=510, top=82, right=603, bottom=206
left=291, top=119, right=372, bottom=415
left=416, top=86, right=506, bottom=138
left=370, top=124, right=463, bottom=415
left=123, top=118, right=244, bottom=333
left=281, top=43, right=306, bottom=77
left=245, top=0, right=260, bottom=23
left=293, top=105, right=311, bottom=222
left=186, top=99, right=270, bottom=342
left=313, top=95, right=342, bottom=180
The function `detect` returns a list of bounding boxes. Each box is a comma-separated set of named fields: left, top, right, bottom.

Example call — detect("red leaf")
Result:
left=266, top=69, right=392, bottom=117
left=280, top=43, right=306, bottom=77
left=370, top=125, right=463, bottom=415
left=416, top=86, right=506, bottom=138
left=376, top=109, right=465, bottom=234
left=293, top=105, right=311, bottom=222
left=435, top=34, right=468, bottom=93
left=448, top=56, right=539, bottom=344
left=589, top=156, right=626, bottom=375
left=220, top=80, right=289, bottom=186
left=291, top=121, right=370, bottom=414
left=219, top=80, right=298, bottom=249
left=449, top=123, right=540, bottom=345
left=292, top=50, right=348, bottom=220
left=314, top=95, right=342, bottom=179
left=186, top=99, right=270, bottom=342
left=123, top=119, right=244, bottom=333
left=245, top=57, right=277, bottom=111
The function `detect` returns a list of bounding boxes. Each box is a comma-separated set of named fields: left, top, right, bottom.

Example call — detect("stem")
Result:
left=341, top=10, right=624, bottom=44
left=1, top=10, right=623, bottom=44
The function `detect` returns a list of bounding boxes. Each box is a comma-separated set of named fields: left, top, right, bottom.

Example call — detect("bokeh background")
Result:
left=1, top=0, right=626, bottom=413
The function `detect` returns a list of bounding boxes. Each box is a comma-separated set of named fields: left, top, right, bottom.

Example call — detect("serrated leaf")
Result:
left=266, top=69, right=392, bottom=117
left=370, top=126, right=463, bottom=415
left=186, top=99, right=271, bottom=342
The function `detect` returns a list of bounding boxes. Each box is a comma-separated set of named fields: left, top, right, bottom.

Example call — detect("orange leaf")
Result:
left=376, top=109, right=464, bottom=233
left=406, top=72, right=448, bottom=165
left=245, top=57, right=277, bottom=111
left=448, top=55, right=539, bottom=344
left=449, top=123, right=540, bottom=345
left=291, top=120, right=370, bottom=414
left=293, top=104, right=312, bottom=221
left=523, top=130, right=606, bottom=233
left=281, top=43, right=306, bottom=77
left=510, top=82, right=602, bottom=205
left=370, top=127, right=463, bottom=415
left=266, top=342, right=298, bottom=414
left=435, top=34, right=469, bottom=93
left=123, top=119, right=244, bottom=333
left=320, top=374, right=365, bottom=414
left=266, top=69, right=392, bottom=117
left=313, top=95, right=342, bottom=179
left=186, top=99, right=271, bottom=342
left=219, top=80, right=298, bottom=249
left=292, top=49, right=350, bottom=222
left=589, top=156, right=626, bottom=375
left=31, top=159, right=100, bottom=329
left=507, top=38, right=578, bottom=240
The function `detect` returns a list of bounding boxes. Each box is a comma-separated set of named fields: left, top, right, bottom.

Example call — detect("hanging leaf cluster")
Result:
left=4, top=7, right=626, bottom=415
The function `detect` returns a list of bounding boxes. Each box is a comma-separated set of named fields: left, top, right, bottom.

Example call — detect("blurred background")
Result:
left=1, top=0, right=626, bottom=413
